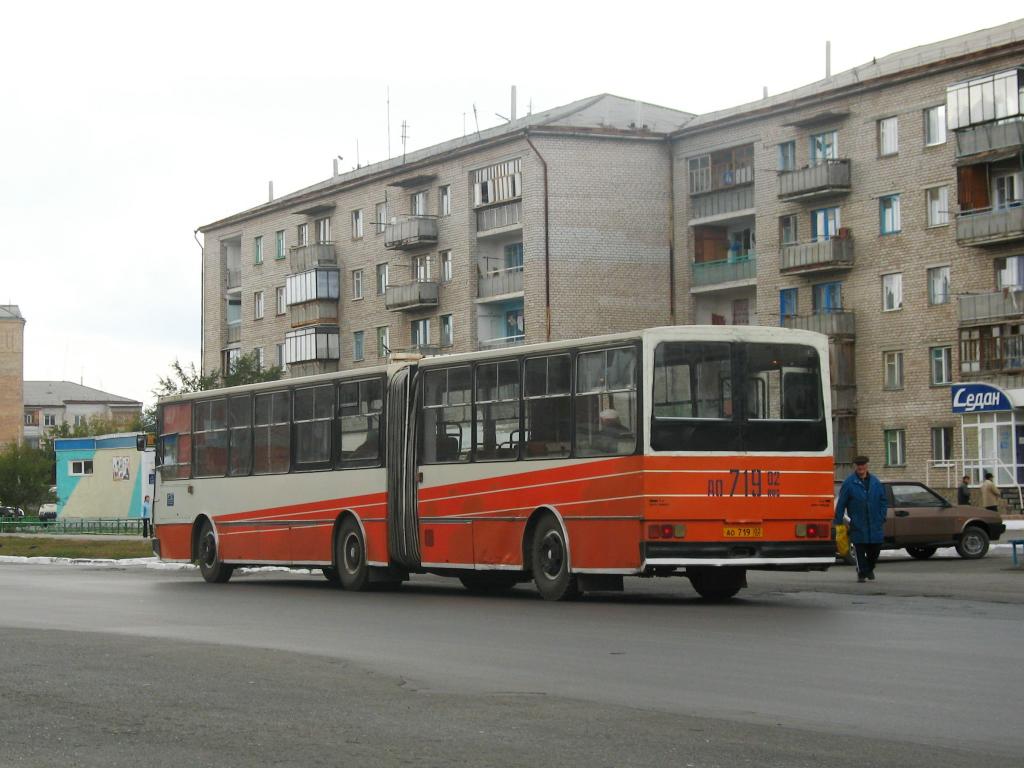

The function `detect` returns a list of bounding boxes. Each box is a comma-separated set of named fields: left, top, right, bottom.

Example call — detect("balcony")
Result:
left=831, top=386, right=857, bottom=414
left=385, top=281, right=440, bottom=311
left=226, top=268, right=241, bottom=290
left=691, top=256, right=756, bottom=289
left=385, top=216, right=438, bottom=250
left=289, top=300, right=339, bottom=328
left=961, top=334, right=1024, bottom=374
left=778, top=159, right=851, bottom=200
left=958, top=291, right=1024, bottom=325
left=689, top=186, right=754, bottom=222
left=955, top=118, right=1024, bottom=158
left=478, top=266, right=524, bottom=299
left=226, top=322, right=241, bottom=344
left=477, top=200, right=522, bottom=235
left=399, top=344, right=442, bottom=357
left=780, top=237, right=854, bottom=274
left=289, top=242, right=337, bottom=271
left=782, top=310, right=855, bottom=337
left=956, top=205, right=1024, bottom=246
left=480, top=334, right=525, bottom=349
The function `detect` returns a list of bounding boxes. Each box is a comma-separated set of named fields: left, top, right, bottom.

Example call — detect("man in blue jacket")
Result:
left=834, top=455, right=888, bottom=583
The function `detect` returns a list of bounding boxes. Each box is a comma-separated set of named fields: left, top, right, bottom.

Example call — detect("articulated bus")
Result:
left=153, top=326, right=835, bottom=601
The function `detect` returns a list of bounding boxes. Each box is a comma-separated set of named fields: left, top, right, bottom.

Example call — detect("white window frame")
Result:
left=376, top=263, right=389, bottom=295
left=926, top=186, right=949, bottom=227
left=352, top=269, right=363, bottom=300
left=275, top=230, right=286, bottom=259
left=931, top=346, right=952, bottom=386
left=441, top=250, right=453, bottom=282
left=879, top=117, right=899, bottom=156
left=439, top=185, right=451, bottom=216
left=353, top=330, right=365, bottom=362
left=376, top=202, right=389, bottom=233
left=411, top=318, right=431, bottom=347
left=883, top=273, right=903, bottom=311
left=254, top=235, right=263, bottom=265
left=253, top=347, right=264, bottom=370
left=70, top=459, right=94, bottom=476
left=376, top=326, right=390, bottom=358
left=880, top=194, right=901, bottom=235
left=885, top=429, right=906, bottom=467
left=276, top=286, right=286, bottom=315
left=931, top=426, right=953, bottom=462
left=254, top=290, right=264, bottom=320
left=352, top=209, right=363, bottom=239
left=928, top=265, right=951, bottom=305
left=44, top=413, right=56, bottom=427
left=276, top=343, right=286, bottom=372
left=411, top=191, right=427, bottom=216
left=925, top=105, right=947, bottom=146
left=883, top=350, right=904, bottom=390
left=297, top=222, right=309, bottom=247
left=440, top=314, right=453, bottom=347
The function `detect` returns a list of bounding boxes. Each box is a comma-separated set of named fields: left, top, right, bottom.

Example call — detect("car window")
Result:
left=889, top=483, right=945, bottom=507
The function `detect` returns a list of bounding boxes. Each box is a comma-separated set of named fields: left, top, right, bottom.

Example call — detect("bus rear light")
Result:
left=796, top=523, right=830, bottom=538
left=647, top=524, right=686, bottom=539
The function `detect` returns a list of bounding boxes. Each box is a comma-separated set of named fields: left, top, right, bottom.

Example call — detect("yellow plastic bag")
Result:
left=835, top=523, right=850, bottom=558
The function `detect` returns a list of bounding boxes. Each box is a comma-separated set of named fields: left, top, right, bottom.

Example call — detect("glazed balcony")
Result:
left=782, top=310, right=855, bottom=337
left=778, top=159, right=851, bottom=201
left=289, top=242, right=337, bottom=271
left=226, top=268, right=241, bottom=290
left=958, top=291, right=1024, bottom=325
left=780, top=237, right=854, bottom=274
left=956, top=205, right=1024, bottom=246
left=955, top=117, right=1024, bottom=158
left=226, top=322, right=241, bottom=344
left=478, top=266, right=524, bottom=298
left=385, top=281, right=440, bottom=311
left=385, top=216, right=438, bottom=250
left=960, top=334, right=1024, bottom=374
left=691, top=256, right=756, bottom=288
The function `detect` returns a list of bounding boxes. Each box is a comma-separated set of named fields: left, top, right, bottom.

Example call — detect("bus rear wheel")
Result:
left=688, top=566, right=745, bottom=601
left=197, top=520, right=233, bottom=584
left=336, top=518, right=370, bottom=591
left=530, top=516, right=579, bottom=601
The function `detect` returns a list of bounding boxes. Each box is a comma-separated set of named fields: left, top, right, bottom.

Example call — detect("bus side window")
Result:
left=524, top=354, right=571, bottom=459
left=422, top=366, right=471, bottom=464
left=338, top=378, right=383, bottom=468
left=575, top=347, right=637, bottom=458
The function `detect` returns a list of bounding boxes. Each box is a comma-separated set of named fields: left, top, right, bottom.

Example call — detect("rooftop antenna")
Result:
left=472, top=104, right=481, bottom=138
left=333, top=156, right=341, bottom=177
left=386, top=86, right=391, bottom=159
left=826, top=40, right=832, bottom=78
left=401, top=120, right=408, bottom=163
left=356, top=140, right=360, bottom=169
left=496, top=85, right=518, bottom=123
left=268, top=181, right=274, bottom=202
left=528, top=98, right=533, bottom=116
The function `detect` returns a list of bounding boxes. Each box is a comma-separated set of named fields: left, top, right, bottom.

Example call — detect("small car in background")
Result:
left=37, top=503, right=57, bottom=521
left=0, top=506, right=25, bottom=519
left=834, top=480, right=1005, bottom=560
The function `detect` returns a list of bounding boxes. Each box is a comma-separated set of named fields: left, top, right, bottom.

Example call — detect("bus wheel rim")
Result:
left=343, top=533, right=362, bottom=574
left=540, top=531, right=564, bottom=580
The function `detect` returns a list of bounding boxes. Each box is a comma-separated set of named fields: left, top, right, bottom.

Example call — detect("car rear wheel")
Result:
left=905, top=546, right=937, bottom=560
left=955, top=526, right=990, bottom=559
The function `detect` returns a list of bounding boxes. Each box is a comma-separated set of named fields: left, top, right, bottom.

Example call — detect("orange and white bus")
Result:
left=153, top=325, right=835, bottom=600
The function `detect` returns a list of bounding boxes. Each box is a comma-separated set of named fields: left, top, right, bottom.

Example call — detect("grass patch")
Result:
left=0, top=536, right=154, bottom=560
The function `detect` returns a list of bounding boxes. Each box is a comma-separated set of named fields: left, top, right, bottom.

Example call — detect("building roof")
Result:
left=200, top=94, right=695, bottom=232
left=680, top=17, right=1024, bottom=133
left=0, top=305, right=24, bottom=321
left=23, top=381, right=142, bottom=408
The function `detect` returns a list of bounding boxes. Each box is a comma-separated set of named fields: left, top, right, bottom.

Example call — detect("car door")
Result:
left=888, top=483, right=953, bottom=544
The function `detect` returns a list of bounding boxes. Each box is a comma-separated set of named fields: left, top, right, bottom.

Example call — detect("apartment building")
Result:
left=23, top=382, right=143, bottom=449
left=199, top=18, right=1024, bottom=488
left=0, top=306, right=25, bottom=448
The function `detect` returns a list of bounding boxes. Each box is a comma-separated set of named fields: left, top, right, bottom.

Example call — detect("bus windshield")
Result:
left=651, top=341, right=826, bottom=452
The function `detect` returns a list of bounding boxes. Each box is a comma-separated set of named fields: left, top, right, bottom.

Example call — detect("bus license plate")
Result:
left=723, top=526, right=763, bottom=538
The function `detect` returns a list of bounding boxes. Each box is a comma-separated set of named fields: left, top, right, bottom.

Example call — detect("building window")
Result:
left=276, top=286, right=286, bottom=315
left=411, top=318, right=431, bottom=347
left=880, top=194, right=901, bottom=235
left=254, top=235, right=263, bottom=265
left=778, top=141, right=796, bottom=171
left=74, top=415, right=86, bottom=427
left=352, top=269, right=364, bottom=300
left=44, top=413, right=56, bottom=427
left=812, top=282, right=842, bottom=313
left=440, top=314, right=453, bottom=347
left=376, top=263, right=389, bottom=295
left=352, top=209, right=363, bottom=239
left=885, top=429, right=906, bottom=467
left=315, top=217, right=331, bottom=243
left=780, top=215, right=798, bottom=245
left=440, top=250, right=453, bottom=282
left=376, top=202, right=389, bottom=233
left=883, top=351, right=904, bottom=390
left=931, top=346, right=952, bottom=385
left=926, top=186, right=949, bottom=227
left=353, top=330, right=365, bottom=362
left=925, top=105, right=947, bottom=146
left=811, top=207, right=840, bottom=241
left=732, top=299, right=750, bottom=325
left=998, top=255, right=1024, bottom=290
left=993, top=172, right=1022, bottom=209
left=253, top=347, right=264, bottom=370
left=411, top=191, right=427, bottom=215
left=883, top=273, right=903, bottom=311
left=70, top=459, right=94, bottom=476
left=297, top=223, right=309, bottom=247
left=439, top=185, right=451, bottom=216
left=254, top=291, right=264, bottom=320
left=276, top=343, right=286, bottom=371
left=878, top=117, right=898, bottom=156
left=376, top=326, right=390, bottom=358
left=810, top=130, right=837, bottom=164
left=473, top=158, right=521, bottom=207
left=928, top=266, right=950, bottom=305
left=286, top=269, right=340, bottom=305
left=275, top=230, right=286, bottom=259
left=931, top=426, right=953, bottom=462
left=24, top=412, right=34, bottom=426
left=779, top=288, right=798, bottom=321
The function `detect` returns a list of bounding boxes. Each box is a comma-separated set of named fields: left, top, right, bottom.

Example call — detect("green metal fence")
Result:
left=0, top=518, right=145, bottom=536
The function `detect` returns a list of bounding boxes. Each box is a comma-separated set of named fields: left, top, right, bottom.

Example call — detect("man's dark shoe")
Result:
left=857, top=575, right=867, bottom=583
left=867, top=573, right=876, bottom=581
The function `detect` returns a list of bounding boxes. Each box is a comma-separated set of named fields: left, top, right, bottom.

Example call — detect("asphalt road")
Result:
left=1, top=549, right=1021, bottom=768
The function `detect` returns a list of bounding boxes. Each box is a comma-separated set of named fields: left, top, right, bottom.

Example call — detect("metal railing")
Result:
left=477, top=200, right=522, bottom=233
left=478, top=266, right=524, bottom=298
left=689, top=186, right=754, bottom=220
left=691, top=256, right=756, bottom=287
left=958, top=290, right=1024, bottom=324
left=385, top=216, right=439, bottom=249
left=385, top=281, right=440, bottom=310
left=781, top=310, right=855, bottom=336
left=480, top=334, right=526, bottom=349
left=288, top=242, right=337, bottom=271
left=0, top=518, right=147, bottom=535
left=926, top=458, right=1024, bottom=510
left=226, top=268, right=241, bottom=289
left=778, top=158, right=851, bottom=199
left=780, top=237, right=854, bottom=272
left=954, top=117, right=1024, bottom=158
left=956, top=204, right=1024, bottom=245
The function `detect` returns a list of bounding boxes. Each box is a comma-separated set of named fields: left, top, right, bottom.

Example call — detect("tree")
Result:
left=0, top=443, right=52, bottom=512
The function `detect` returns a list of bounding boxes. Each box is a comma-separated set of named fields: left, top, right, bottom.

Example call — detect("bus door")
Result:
left=386, top=366, right=421, bottom=569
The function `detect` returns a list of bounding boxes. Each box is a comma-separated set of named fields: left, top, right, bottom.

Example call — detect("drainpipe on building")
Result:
left=524, top=132, right=551, bottom=342
left=194, top=229, right=204, bottom=375
left=666, top=138, right=677, bottom=326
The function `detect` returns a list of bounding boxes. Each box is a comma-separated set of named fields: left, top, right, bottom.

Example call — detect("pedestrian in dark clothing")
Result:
left=957, top=475, right=971, bottom=506
left=834, top=455, right=888, bottom=583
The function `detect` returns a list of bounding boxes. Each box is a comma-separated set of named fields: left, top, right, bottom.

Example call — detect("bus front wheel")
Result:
left=197, top=520, right=233, bottom=584
left=337, top=518, right=370, bottom=591
left=530, top=516, right=579, bottom=601
left=688, top=566, right=745, bottom=601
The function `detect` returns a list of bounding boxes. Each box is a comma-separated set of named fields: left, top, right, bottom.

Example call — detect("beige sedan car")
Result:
left=835, top=480, right=1006, bottom=560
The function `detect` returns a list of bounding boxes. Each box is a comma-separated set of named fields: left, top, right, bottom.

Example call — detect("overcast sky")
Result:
left=1, top=2, right=1018, bottom=406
